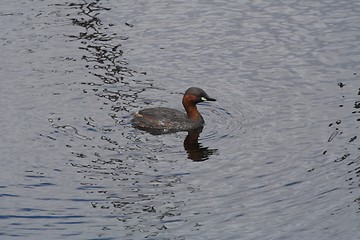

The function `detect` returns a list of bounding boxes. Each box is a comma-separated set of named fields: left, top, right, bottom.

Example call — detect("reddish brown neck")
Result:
left=183, top=95, right=202, bottom=121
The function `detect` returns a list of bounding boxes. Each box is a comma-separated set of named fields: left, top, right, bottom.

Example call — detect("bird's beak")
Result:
left=201, top=96, right=216, bottom=101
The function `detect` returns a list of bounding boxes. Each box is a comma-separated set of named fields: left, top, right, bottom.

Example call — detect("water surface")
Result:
left=1, top=0, right=360, bottom=239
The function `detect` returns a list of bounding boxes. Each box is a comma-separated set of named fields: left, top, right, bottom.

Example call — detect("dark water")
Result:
left=1, top=0, right=360, bottom=239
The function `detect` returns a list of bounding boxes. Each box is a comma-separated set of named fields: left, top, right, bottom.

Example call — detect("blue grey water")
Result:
left=1, top=0, right=360, bottom=239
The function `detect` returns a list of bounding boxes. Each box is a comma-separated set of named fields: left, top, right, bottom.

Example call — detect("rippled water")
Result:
left=1, top=0, right=360, bottom=239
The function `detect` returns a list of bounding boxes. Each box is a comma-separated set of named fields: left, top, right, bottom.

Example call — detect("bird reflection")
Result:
left=133, top=126, right=217, bottom=161
left=183, top=127, right=218, bottom=161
